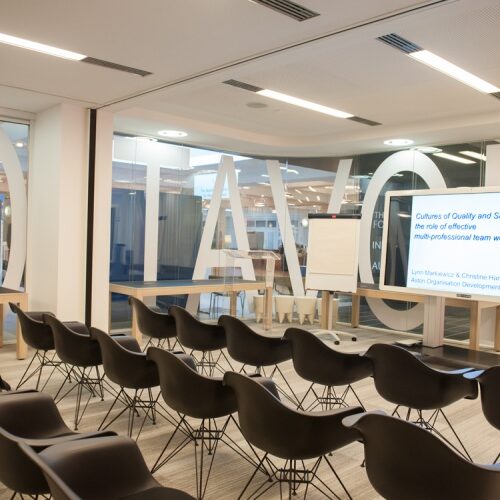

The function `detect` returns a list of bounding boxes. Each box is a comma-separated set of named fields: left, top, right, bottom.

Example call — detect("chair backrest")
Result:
left=0, top=391, right=69, bottom=439
left=283, top=328, right=372, bottom=386
left=0, top=427, right=49, bottom=495
left=128, top=296, right=176, bottom=340
left=218, top=315, right=291, bottom=366
left=476, top=366, right=500, bottom=431
left=169, top=305, right=226, bottom=350
left=364, top=343, right=477, bottom=409
left=43, top=315, right=101, bottom=367
left=9, top=303, right=54, bottom=351
left=223, top=371, right=361, bottom=460
left=344, top=412, right=500, bottom=500
left=90, top=328, right=158, bottom=389
left=147, top=346, right=235, bottom=419
left=19, top=436, right=161, bottom=500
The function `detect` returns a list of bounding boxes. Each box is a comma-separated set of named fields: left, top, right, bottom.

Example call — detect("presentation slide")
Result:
left=406, top=192, right=500, bottom=297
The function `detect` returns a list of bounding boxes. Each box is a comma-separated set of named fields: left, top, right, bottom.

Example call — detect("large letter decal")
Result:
left=186, top=155, right=255, bottom=313
left=359, top=150, right=446, bottom=330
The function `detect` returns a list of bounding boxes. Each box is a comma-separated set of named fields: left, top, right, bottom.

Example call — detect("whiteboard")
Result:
left=305, top=216, right=360, bottom=293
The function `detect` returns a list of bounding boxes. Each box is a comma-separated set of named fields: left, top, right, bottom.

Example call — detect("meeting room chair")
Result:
left=465, top=366, right=500, bottom=463
left=284, top=327, right=372, bottom=410
left=0, top=390, right=115, bottom=498
left=218, top=315, right=299, bottom=405
left=91, top=327, right=176, bottom=439
left=20, top=435, right=195, bottom=500
left=169, top=305, right=233, bottom=375
left=364, top=343, right=478, bottom=460
left=223, top=371, right=363, bottom=499
left=147, top=347, right=263, bottom=499
left=343, top=411, right=500, bottom=500
left=128, top=296, right=179, bottom=350
left=44, top=314, right=108, bottom=430
left=9, top=304, right=88, bottom=392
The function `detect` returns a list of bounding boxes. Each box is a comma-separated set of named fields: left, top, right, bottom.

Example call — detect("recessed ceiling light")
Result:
left=316, top=195, right=320, bottom=201
left=409, top=50, right=500, bottom=94
left=14, top=141, right=24, bottom=148
left=415, top=146, right=442, bottom=154
left=460, top=151, right=487, bottom=162
left=384, top=139, right=414, bottom=146
left=295, top=189, right=302, bottom=194
left=256, top=89, right=353, bottom=119
left=261, top=174, right=270, bottom=178
left=158, top=130, right=188, bottom=138
left=0, top=32, right=86, bottom=60
left=433, top=152, right=476, bottom=164
left=242, top=186, right=251, bottom=190
left=308, top=186, right=317, bottom=192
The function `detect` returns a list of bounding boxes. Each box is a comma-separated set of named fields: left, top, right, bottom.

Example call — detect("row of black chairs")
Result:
left=11, top=300, right=500, bottom=462
left=6, top=301, right=500, bottom=498
left=2, top=367, right=500, bottom=500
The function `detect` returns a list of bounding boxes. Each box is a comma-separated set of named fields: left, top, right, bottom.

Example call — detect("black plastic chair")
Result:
left=223, top=371, right=363, bottom=499
left=169, top=305, right=233, bottom=375
left=343, top=411, right=500, bottom=500
left=284, top=327, right=372, bottom=410
left=128, top=296, right=179, bottom=350
left=0, top=390, right=115, bottom=498
left=218, top=315, right=299, bottom=404
left=91, top=327, right=177, bottom=439
left=364, top=343, right=478, bottom=460
left=9, top=304, right=87, bottom=391
left=20, top=435, right=194, bottom=500
left=465, top=366, right=500, bottom=463
left=147, top=347, right=263, bottom=499
left=43, top=314, right=107, bottom=430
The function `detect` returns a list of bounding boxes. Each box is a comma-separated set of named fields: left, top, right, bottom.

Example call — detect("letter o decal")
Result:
left=359, top=150, right=446, bottom=330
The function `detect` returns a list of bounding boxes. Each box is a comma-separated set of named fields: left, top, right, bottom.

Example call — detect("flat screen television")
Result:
left=380, top=187, right=500, bottom=302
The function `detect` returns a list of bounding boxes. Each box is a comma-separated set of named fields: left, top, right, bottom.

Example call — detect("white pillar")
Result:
left=422, top=296, right=445, bottom=348
left=91, top=110, right=114, bottom=329
left=27, top=103, right=89, bottom=320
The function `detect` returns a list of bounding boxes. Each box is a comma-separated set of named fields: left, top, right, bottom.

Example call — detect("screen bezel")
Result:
left=379, top=186, right=500, bottom=302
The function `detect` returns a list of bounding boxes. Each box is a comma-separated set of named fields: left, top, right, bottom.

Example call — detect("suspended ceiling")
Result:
left=1, top=0, right=500, bottom=156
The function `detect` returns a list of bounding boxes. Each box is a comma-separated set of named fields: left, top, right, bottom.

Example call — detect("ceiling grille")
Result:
left=348, top=116, right=381, bottom=127
left=377, top=33, right=422, bottom=54
left=82, top=57, right=152, bottom=77
left=223, top=79, right=263, bottom=92
left=251, top=0, right=319, bottom=22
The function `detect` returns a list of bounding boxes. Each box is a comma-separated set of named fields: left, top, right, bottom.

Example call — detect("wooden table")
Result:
left=110, top=279, right=271, bottom=342
left=320, top=286, right=500, bottom=351
left=0, top=287, right=28, bottom=359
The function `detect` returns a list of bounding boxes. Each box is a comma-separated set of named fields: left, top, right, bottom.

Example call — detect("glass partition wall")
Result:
left=109, top=133, right=491, bottom=347
left=0, top=120, right=29, bottom=341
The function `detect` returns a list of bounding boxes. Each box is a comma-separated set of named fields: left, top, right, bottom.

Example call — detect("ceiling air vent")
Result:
left=251, top=0, right=319, bottom=22
left=347, top=116, right=381, bottom=127
left=377, top=33, right=422, bottom=54
left=82, top=57, right=152, bottom=77
left=223, top=79, right=263, bottom=93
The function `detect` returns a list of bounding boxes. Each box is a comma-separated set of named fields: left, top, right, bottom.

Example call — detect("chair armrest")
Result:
left=436, top=367, right=476, bottom=375
left=25, top=430, right=118, bottom=451
left=463, top=369, right=485, bottom=379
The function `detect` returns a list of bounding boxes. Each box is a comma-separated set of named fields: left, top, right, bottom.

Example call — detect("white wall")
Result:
left=27, top=103, right=88, bottom=320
